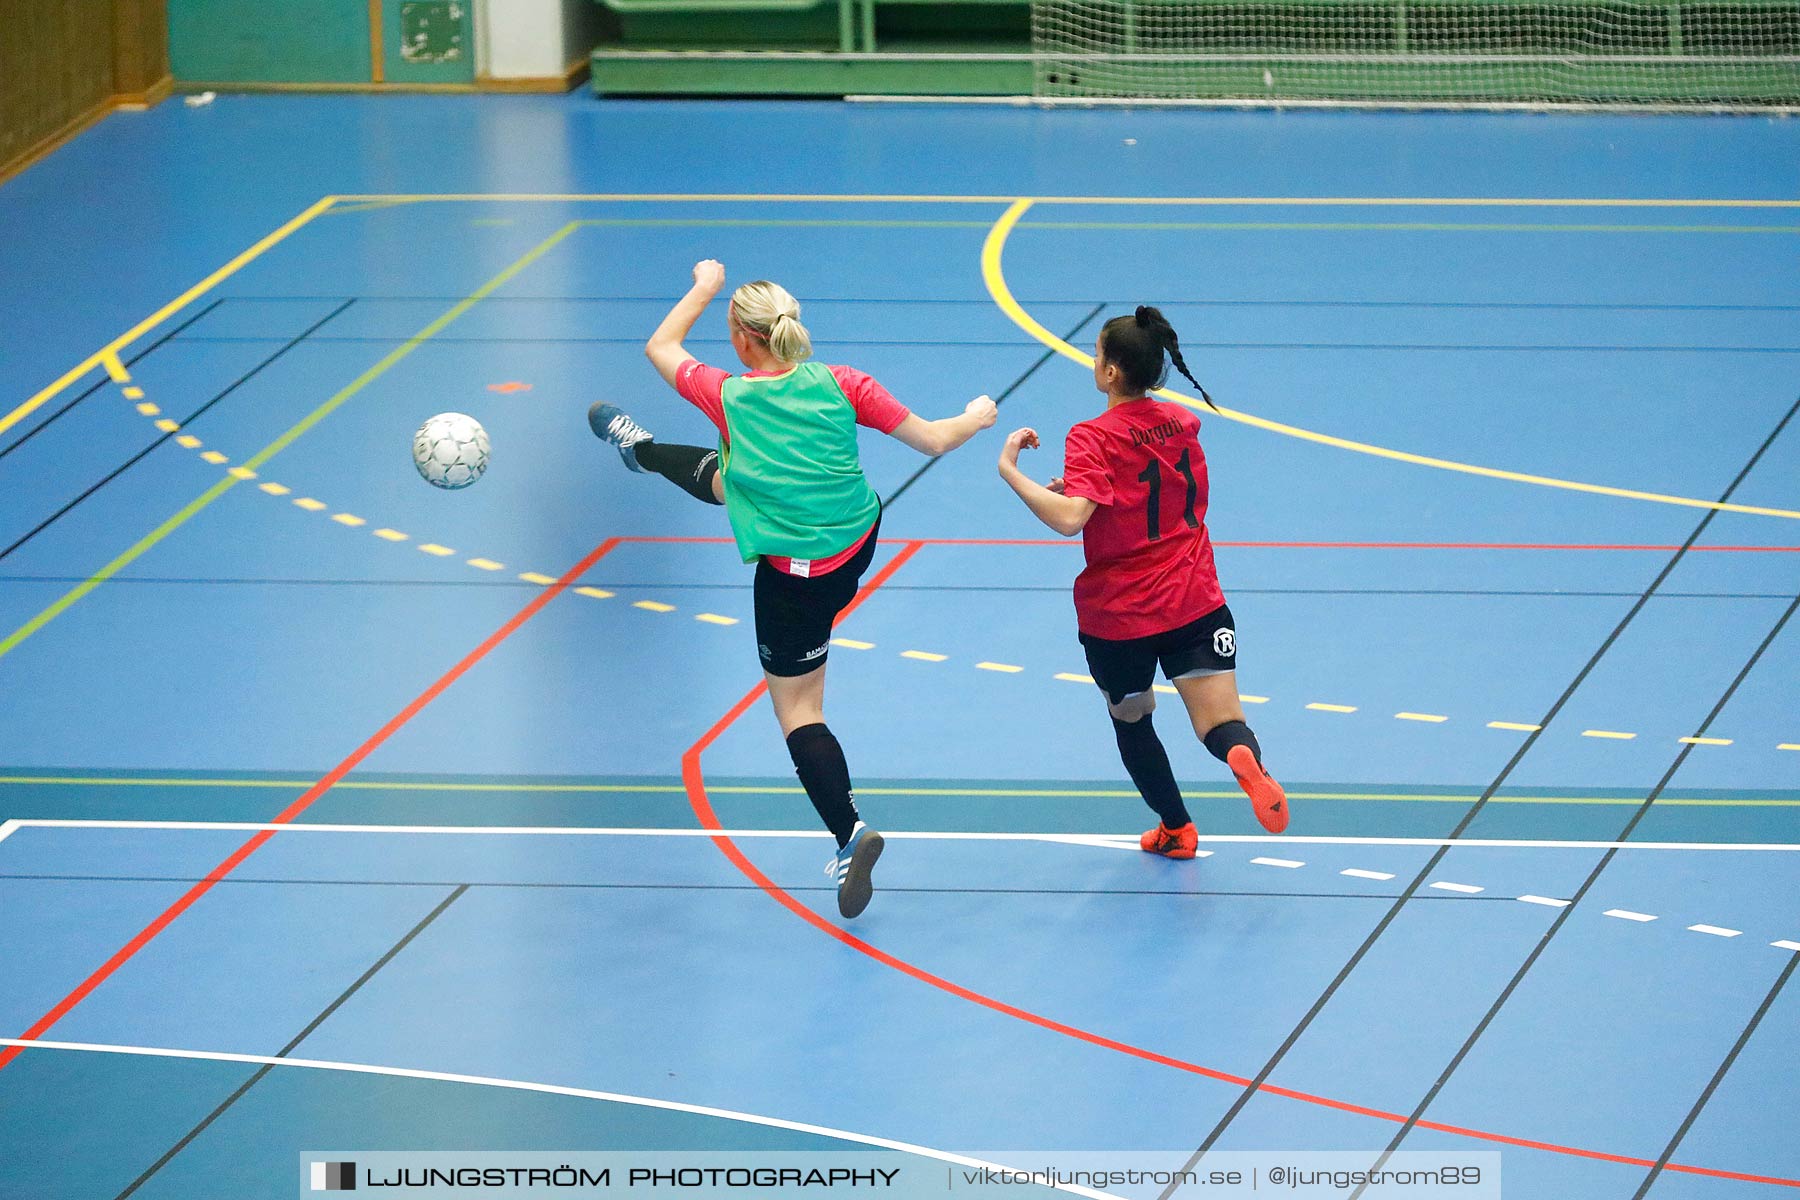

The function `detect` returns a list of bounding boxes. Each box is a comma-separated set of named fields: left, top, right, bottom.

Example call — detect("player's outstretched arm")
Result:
left=998, top=427, right=1096, bottom=537
left=645, top=259, right=725, bottom=387
left=887, top=395, right=997, bottom=457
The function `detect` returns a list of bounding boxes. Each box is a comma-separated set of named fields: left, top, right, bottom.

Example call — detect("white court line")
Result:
left=1429, top=881, right=1485, bottom=894
left=14, top=820, right=1800, bottom=852
left=1251, top=857, right=1306, bottom=869
left=0, top=819, right=18, bottom=847
left=1341, top=868, right=1395, bottom=881
left=1689, top=924, right=1743, bottom=938
left=1518, top=895, right=1573, bottom=908
left=1604, top=909, right=1658, bottom=923
left=0, top=1039, right=1124, bottom=1200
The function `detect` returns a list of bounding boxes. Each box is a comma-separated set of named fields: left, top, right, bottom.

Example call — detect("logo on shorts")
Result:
left=758, top=643, right=773, bottom=663
left=800, top=643, right=828, bottom=663
left=1213, top=628, right=1236, bottom=658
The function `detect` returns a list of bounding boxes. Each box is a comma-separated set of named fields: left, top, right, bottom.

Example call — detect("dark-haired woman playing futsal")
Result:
left=590, top=259, right=997, bottom=916
left=997, top=306, right=1288, bottom=858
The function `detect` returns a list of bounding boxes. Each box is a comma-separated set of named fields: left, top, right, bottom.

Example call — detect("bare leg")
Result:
left=1171, top=670, right=1245, bottom=736
left=765, top=662, right=827, bottom=735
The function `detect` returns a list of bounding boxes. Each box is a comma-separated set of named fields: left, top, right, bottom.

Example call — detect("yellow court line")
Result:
left=336, top=192, right=1800, bottom=208
left=0, top=222, right=581, bottom=663
left=981, top=198, right=1800, bottom=522
left=0, top=196, right=341, bottom=440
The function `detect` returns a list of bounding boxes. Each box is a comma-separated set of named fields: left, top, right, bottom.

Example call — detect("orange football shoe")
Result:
left=1139, top=821, right=1199, bottom=859
left=1228, top=744, right=1289, bottom=833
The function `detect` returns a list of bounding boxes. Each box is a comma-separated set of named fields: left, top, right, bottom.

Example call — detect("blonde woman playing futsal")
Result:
left=591, top=259, right=997, bottom=918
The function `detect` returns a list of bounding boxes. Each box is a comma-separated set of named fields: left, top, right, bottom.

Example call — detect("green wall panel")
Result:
left=170, top=0, right=373, bottom=83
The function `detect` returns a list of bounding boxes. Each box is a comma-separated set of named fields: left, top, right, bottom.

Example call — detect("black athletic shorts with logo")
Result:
left=1078, top=602, right=1238, bottom=706
left=753, top=513, right=883, bottom=677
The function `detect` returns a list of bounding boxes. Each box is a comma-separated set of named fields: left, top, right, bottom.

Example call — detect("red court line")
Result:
left=0, top=537, right=624, bottom=1075
left=680, top=541, right=1799, bottom=1191
left=623, top=536, right=1798, bottom=552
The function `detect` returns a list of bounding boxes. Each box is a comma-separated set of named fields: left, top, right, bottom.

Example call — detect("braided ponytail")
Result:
left=1133, top=305, right=1217, bottom=411
left=1098, top=306, right=1218, bottom=410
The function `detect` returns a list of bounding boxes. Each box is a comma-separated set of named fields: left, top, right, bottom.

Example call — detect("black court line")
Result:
left=1630, top=953, right=1800, bottom=1199
left=170, top=335, right=1081, bottom=349
left=111, top=883, right=468, bottom=1200
left=1164, top=392, right=1800, bottom=1197
left=1343, top=582, right=1800, bottom=1200
left=0, top=873, right=1520, bottom=902
left=220, top=294, right=1800, bottom=313
left=162, top=335, right=1800, bottom=354
left=881, top=303, right=1106, bottom=508
left=0, top=301, right=356, bottom=567
left=0, top=299, right=227, bottom=462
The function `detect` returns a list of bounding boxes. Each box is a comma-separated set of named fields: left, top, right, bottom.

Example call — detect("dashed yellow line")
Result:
left=90, top=379, right=1800, bottom=757
left=0, top=218, right=580, bottom=664
left=122, top=386, right=145, bottom=401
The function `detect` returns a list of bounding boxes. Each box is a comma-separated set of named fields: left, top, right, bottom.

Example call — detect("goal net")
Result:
left=1029, top=1, right=1800, bottom=105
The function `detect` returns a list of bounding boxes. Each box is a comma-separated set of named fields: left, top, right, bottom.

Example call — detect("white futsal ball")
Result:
left=412, top=412, right=490, bottom=490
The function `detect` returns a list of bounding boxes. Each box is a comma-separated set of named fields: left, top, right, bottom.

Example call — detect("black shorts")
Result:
left=1079, top=603, right=1238, bottom=706
left=753, top=515, right=882, bottom=677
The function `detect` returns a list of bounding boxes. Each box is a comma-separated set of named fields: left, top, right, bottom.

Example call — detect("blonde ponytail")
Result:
left=730, top=280, right=813, bottom=363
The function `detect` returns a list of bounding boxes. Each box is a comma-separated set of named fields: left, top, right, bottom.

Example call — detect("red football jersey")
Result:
left=1060, top=397, right=1226, bottom=640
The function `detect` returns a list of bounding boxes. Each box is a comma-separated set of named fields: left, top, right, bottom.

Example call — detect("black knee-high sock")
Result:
left=1203, top=719, right=1262, bottom=766
left=634, top=440, right=722, bottom=506
left=1112, top=714, right=1192, bottom=828
left=786, top=722, right=861, bottom=848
